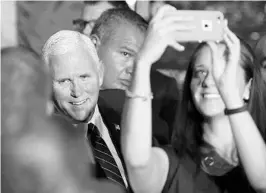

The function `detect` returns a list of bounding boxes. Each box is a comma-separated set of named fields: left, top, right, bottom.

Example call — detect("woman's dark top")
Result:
left=161, top=146, right=257, bottom=193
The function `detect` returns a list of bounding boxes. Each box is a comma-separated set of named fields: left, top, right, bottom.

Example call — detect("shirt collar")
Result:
left=88, top=104, right=100, bottom=126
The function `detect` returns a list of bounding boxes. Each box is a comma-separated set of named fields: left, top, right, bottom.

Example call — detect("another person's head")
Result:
left=42, top=30, right=103, bottom=123
left=1, top=46, right=50, bottom=134
left=74, top=1, right=130, bottom=35
left=254, top=35, right=266, bottom=79
left=1, top=46, right=97, bottom=193
left=90, top=8, right=148, bottom=90
left=173, top=39, right=266, bottom=156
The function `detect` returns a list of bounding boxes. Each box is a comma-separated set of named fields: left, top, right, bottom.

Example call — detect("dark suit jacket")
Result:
left=95, top=97, right=159, bottom=193
left=52, top=99, right=132, bottom=192
left=95, top=97, right=126, bottom=178
left=99, top=70, right=179, bottom=145
left=92, top=98, right=132, bottom=193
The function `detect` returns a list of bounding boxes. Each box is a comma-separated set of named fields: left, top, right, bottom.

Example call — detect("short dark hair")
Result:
left=91, top=8, right=148, bottom=44
left=84, top=1, right=130, bottom=9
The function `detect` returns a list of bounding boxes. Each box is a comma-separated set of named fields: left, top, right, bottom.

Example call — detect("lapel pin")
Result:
left=114, top=124, right=120, bottom=131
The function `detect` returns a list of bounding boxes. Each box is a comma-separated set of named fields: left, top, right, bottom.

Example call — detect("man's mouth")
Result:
left=70, top=98, right=88, bottom=106
left=120, top=79, right=131, bottom=87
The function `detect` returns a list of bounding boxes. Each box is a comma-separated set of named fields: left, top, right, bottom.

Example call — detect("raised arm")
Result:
left=208, top=27, right=266, bottom=192
left=121, top=5, right=192, bottom=193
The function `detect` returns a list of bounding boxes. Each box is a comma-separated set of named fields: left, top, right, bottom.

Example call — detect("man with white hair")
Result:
left=42, top=30, right=129, bottom=192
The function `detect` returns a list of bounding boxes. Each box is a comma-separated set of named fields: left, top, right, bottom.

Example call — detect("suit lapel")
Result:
left=97, top=97, right=139, bottom=193
left=97, top=97, right=123, bottom=158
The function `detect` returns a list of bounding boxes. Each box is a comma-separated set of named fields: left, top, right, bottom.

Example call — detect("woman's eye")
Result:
left=194, top=70, right=207, bottom=77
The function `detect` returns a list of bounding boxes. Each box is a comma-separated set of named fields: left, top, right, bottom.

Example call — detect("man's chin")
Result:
left=69, top=116, right=89, bottom=124
left=69, top=110, right=95, bottom=123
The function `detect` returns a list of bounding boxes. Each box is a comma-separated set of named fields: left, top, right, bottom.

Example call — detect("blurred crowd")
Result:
left=1, top=1, right=266, bottom=193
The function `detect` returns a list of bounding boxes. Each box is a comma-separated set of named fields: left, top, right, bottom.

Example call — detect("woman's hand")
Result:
left=207, top=24, right=243, bottom=107
left=136, top=4, right=194, bottom=69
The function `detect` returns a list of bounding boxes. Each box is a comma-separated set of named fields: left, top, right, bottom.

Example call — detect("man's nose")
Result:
left=125, top=65, right=133, bottom=75
left=82, top=25, right=93, bottom=37
left=125, top=60, right=134, bottom=75
left=70, top=81, right=83, bottom=98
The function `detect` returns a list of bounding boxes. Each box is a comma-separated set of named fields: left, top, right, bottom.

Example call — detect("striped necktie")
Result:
left=87, top=123, right=126, bottom=188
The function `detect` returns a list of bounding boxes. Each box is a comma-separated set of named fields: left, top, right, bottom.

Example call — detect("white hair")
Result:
left=42, top=30, right=100, bottom=68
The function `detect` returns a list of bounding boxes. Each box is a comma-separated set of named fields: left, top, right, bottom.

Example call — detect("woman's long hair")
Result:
left=254, top=35, right=266, bottom=67
left=172, top=39, right=266, bottom=160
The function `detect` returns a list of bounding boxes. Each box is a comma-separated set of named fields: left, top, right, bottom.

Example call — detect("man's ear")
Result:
left=90, top=34, right=101, bottom=50
left=243, top=78, right=253, bottom=101
left=46, top=99, right=54, bottom=115
left=98, top=60, right=105, bottom=88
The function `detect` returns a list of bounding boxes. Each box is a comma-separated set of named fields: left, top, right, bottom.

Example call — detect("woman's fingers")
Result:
left=169, top=41, right=185, bottom=52
left=207, top=41, right=219, bottom=61
left=207, top=41, right=221, bottom=79
left=223, top=26, right=240, bottom=67
left=225, top=26, right=239, bottom=44
left=224, top=25, right=240, bottom=48
left=160, top=24, right=195, bottom=35
left=224, top=33, right=234, bottom=50
left=155, top=15, right=194, bottom=29
left=152, top=4, right=177, bottom=22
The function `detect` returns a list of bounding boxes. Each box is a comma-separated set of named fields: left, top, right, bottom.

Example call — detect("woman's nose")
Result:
left=202, top=72, right=215, bottom=87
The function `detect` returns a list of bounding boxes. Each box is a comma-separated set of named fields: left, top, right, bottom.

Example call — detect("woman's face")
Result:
left=190, top=44, right=248, bottom=118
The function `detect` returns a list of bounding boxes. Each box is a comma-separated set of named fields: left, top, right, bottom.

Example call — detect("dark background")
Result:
left=16, top=1, right=266, bottom=70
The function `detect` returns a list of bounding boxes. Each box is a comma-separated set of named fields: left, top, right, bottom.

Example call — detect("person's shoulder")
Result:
left=150, top=70, right=178, bottom=99
left=98, top=96, right=121, bottom=125
left=161, top=146, right=221, bottom=193
left=159, top=145, right=179, bottom=191
left=98, top=89, right=125, bottom=115
left=98, top=97, right=120, bottom=115
left=161, top=145, right=179, bottom=160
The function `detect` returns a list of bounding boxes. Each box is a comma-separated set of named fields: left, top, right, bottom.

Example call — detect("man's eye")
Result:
left=80, top=75, right=90, bottom=80
left=121, top=51, right=130, bottom=57
left=261, top=60, right=266, bottom=69
left=58, top=79, right=70, bottom=84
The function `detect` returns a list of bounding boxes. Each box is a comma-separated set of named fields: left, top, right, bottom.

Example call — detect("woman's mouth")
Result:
left=202, top=93, right=221, bottom=99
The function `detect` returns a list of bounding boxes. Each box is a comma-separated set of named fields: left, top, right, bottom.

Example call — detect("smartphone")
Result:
left=175, top=10, right=225, bottom=42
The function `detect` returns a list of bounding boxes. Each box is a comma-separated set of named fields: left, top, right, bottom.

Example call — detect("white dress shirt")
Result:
left=87, top=105, right=128, bottom=187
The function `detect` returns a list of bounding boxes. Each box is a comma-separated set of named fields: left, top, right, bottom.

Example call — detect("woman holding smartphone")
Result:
left=121, top=5, right=266, bottom=193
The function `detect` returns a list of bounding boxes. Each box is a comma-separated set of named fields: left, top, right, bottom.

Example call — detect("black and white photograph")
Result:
left=1, top=1, right=266, bottom=193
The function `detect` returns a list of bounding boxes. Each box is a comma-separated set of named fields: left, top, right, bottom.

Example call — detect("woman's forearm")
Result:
left=121, top=62, right=153, bottom=168
left=230, top=113, right=266, bottom=191
left=223, top=94, right=266, bottom=191
left=120, top=5, right=187, bottom=191
left=121, top=62, right=169, bottom=193
left=227, top=109, right=266, bottom=191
